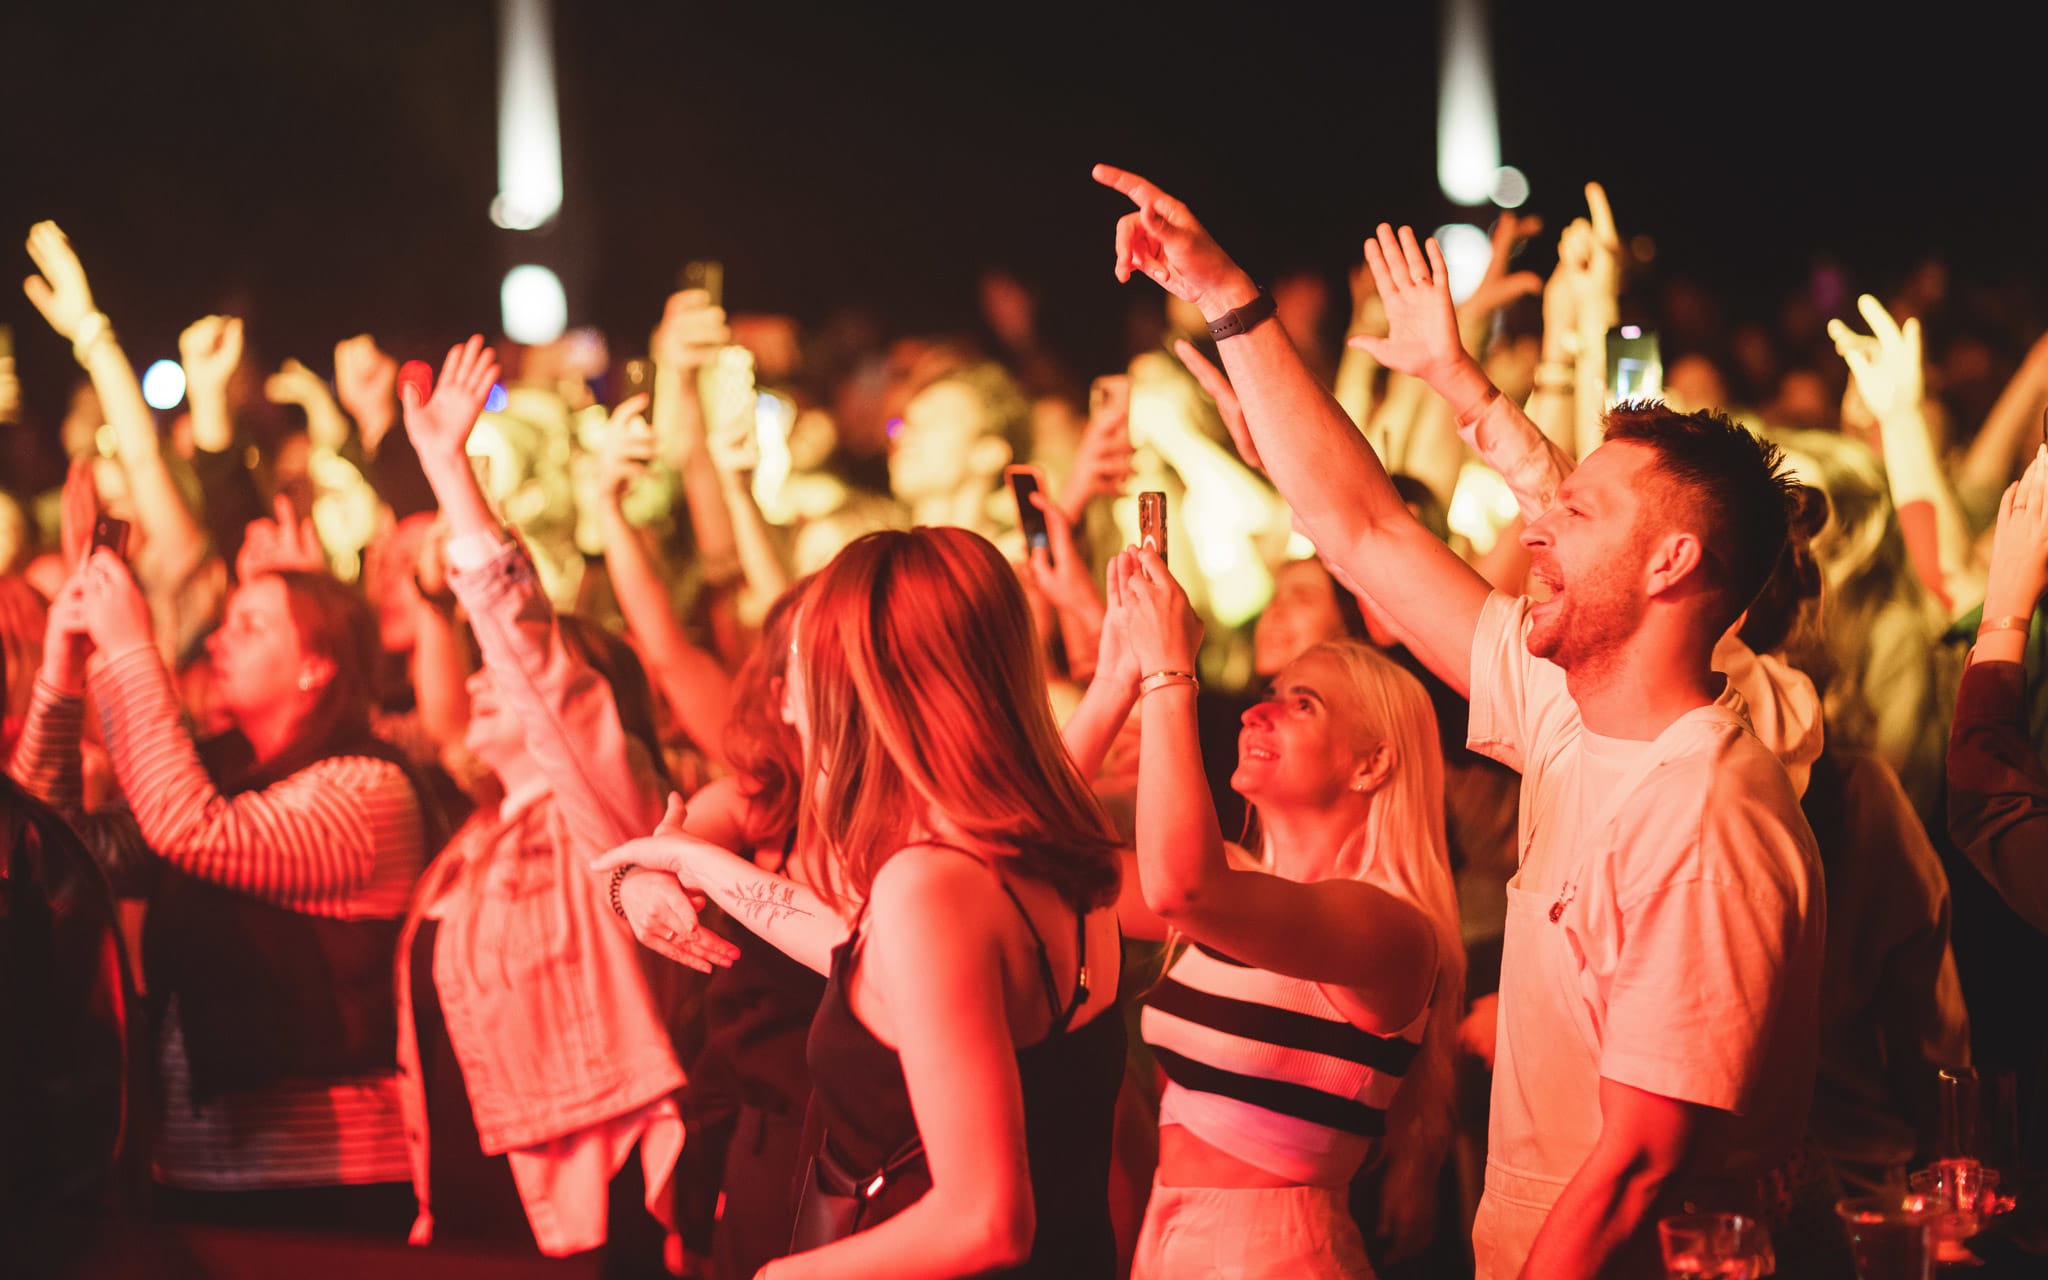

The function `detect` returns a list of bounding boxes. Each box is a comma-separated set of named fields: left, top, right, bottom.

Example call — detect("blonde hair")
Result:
left=1258, top=639, right=1464, bottom=1231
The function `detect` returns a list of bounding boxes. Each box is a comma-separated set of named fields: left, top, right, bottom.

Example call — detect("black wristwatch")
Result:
left=1207, top=291, right=1277, bottom=342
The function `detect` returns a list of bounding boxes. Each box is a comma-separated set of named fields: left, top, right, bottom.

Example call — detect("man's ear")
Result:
left=1643, top=531, right=1706, bottom=600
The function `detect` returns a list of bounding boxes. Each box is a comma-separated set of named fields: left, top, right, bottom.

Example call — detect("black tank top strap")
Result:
left=904, top=841, right=1087, bottom=1030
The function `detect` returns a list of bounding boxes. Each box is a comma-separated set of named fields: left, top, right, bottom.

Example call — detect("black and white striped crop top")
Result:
left=1140, top=939, right=1427, bottom=1186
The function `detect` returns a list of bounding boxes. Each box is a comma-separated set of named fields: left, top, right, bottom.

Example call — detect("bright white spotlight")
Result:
left=493, top=0, right=562, bottom=231
left=1490, top=165, right=1530, bottom=209
left=142, top=359, right=186, bottom=411
left=1437, top=0, right=1499, bottom=205
left=1433, top=224, right=1492, bottom=304
left=501, top=264, right=568, bottom=344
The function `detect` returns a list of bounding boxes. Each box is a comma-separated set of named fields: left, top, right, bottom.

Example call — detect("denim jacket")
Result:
left=394, top=537, right=687, bottom=1246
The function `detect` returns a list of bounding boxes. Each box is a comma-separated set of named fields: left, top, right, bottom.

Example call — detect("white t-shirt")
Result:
left=1465, top=593, right=1825, bottom=1280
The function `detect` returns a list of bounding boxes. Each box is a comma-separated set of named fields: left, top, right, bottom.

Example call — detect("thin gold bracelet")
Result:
left=1138, top=669, right=1199, bottom=700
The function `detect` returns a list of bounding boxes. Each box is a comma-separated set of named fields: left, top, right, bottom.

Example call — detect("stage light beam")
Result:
left=1437, top=0, right=1500, bottom=206
left=493, top=0, right=562, bottom=231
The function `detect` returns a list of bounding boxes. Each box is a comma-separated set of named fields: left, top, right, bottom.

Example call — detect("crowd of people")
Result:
left=2, top=159, right=2047, bottom=1280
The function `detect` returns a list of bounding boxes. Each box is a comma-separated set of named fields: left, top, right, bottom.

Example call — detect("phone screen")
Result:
left=1606, top=326, right=1663, bottom=407
left=1007, top=466, right=1050, bottom=554
left=683, top=260, right=724, bottom=310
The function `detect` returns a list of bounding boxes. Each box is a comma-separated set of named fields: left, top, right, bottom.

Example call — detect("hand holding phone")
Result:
left=1138, top=491, right=1168, bottom=566
left=90, top=514, right=131, bottom=561
left=1006, top=464, right=1053, bottom=555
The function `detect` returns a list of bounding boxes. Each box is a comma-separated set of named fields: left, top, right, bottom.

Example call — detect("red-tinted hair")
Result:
left=795, top=528, right=1121, bottom=912
left=722, top=578, right=809, bottom=848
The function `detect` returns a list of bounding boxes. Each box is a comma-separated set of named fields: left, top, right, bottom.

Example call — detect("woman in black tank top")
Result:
left=599, top=528, right=1127, bottom=1278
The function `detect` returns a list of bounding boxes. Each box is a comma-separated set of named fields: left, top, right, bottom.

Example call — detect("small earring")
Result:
left=297, top=672, right=315, bottom=692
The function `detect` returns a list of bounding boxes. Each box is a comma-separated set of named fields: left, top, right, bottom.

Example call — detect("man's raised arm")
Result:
left=1091, top=164, right=1491, bottom=694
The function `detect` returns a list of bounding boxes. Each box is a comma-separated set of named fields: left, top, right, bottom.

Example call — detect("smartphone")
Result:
left=1006, top=464, right=1052, bottom=555
left=621, top=357, right=655, bottom=409
left=91, top=514, right=131, bottom=560
left=1138, top=491, right=1167, bottom=566
left=0, top=323, right=13, bottom=363
left=1606, top=326, right=1663, bottom=407
left=682, top=260, right=724, bottom=310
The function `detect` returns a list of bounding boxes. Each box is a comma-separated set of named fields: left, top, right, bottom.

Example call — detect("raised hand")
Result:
left=651, top=288, right=730, bottom=372
left=705, top=396, right=760, bottom=479
left=76, top=548, right=156, bottom=658
left=1985, top=446, right=2048, bottom=621
left=609, top=796, right=739, bottom=972
left=596, top=393, right=658, bottom=500
left=1828, top=294, right=1924, bottom=425
left=1571, top=182, right=1623, bottom=315
left=264, top=357, right=328, bottom=409
left=1108, top=546, right=1203, bottom=677
left=237, top=493, right=326, bottom=582
left=1346, top=224, right=1467, bottom=384
left=179, top=315, right=245, bottom=396
left=333, top=333, right=398, bottom=445
left=23, top=221, right=102, bottom=342
left=1057, top=375, right=1135, bottom=519
left=400, top=335, right=500, bottom=471
left=1024, top=489, right=1101, bottom=621
left=1091, top=164, right=1256, bottom=318
left=1175, top=339, right=1260, bottom=472
left=1460, top=212, right=1544, bottom=323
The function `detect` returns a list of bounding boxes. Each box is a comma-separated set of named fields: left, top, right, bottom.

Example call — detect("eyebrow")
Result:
left=1281, top=684, right=1326, bottom=707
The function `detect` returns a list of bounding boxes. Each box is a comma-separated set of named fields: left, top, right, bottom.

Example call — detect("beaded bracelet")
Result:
left=608, top=864, right=637, bottom=920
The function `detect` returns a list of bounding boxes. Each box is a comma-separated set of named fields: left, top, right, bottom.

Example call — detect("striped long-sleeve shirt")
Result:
left=9, top=646, right=426, bottom=1190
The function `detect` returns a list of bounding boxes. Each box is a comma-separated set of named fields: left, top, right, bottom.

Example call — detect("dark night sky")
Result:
left=0, top=0, right=2039, bottom=429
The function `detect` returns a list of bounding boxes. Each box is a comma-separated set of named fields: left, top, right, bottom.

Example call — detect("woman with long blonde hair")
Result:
left=1065, top=545, right=1462, bottom=1279
left=600, top=526, right=1127, bottom=1279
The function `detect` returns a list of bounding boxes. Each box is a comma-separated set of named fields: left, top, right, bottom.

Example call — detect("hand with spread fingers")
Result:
left=1091, top=164, right=1257, bottom=320
left=1459, top=212, right=1545, bottom=326
left=401, top=335, right=501, bottom=473
left=1346, top=224, right=1469, bottom=387
left=1828, top=294, right=1924, bottom=427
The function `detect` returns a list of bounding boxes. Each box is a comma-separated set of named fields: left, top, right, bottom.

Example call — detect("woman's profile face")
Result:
left=1231, top=649, right=1373, bottom=807
left=204, top=577, right=309, bottom=726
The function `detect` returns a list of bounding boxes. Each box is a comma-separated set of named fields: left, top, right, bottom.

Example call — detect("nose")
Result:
left=1519, top=511, right=1554, bottom=552
left=1242, top=700, right=1277, bottom=729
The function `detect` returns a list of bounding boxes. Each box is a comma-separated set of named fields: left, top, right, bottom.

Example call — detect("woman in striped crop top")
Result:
left=1069, top=547, right=1465, bottom=1279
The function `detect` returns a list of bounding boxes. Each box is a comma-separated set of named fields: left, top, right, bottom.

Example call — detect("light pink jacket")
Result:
left=394, top=537, right=688, bottom=1252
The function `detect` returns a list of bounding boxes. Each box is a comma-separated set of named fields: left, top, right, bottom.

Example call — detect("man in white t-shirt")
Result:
left=1092, top=166, right=1824, bottom=1278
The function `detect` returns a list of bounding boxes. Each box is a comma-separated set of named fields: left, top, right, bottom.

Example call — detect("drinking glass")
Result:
left=1658, top=1211, right=1769, bottom=1279
left=1835, top=1194, right=1939, bottom=1280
